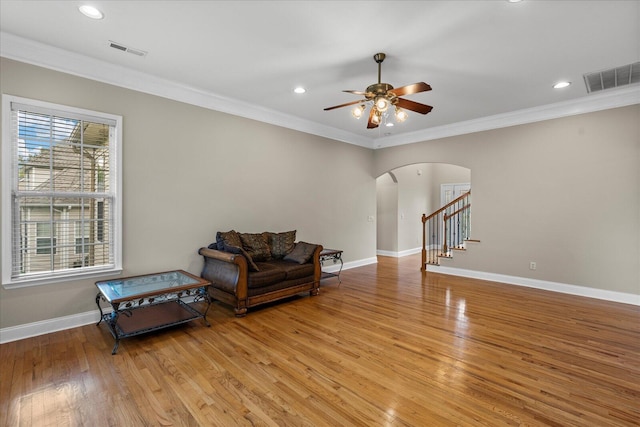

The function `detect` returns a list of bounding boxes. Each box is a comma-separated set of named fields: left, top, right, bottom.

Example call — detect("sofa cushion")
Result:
left=216, top=230, right=242, bottom=250
left=263, top=230, right=296, bottom=259
left=284, top=241, right=317, bottom=264
left=246, top=276, right=316, bottom=297
left=240, top=232, right=272, bottom=261
left=247, top=263, right=287, bottom=289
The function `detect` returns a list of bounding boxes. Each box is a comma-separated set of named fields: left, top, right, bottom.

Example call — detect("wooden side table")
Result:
left=319, top=249, right=343, bottom=284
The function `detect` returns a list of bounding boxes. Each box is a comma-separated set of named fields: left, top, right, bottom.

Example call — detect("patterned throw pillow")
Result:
left=263, top=230, right=296, bottom=259
left=216, top=230, right=242, bottom=250
left=239, top=233, right=272, bottom=261
left=224, top=244, right=260, bottom=272
left=283, top=241, right=317, bottom=264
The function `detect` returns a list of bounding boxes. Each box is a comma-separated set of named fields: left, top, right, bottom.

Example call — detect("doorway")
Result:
left=440, top=183, right=471, bottom=251
left=376, top=164, right=471, bottom=255
left=440, top=183, right=471, bottom=207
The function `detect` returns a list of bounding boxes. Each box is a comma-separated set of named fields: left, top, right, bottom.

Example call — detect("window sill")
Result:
left=2, top=266, right=123, bottom=289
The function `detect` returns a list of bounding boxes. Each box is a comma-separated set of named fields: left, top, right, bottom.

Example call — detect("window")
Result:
left=2, top=95, right=122, bottom=287
left=97, top=201, right=105, bottom=242
left=36, top=222, right=57, bottom=255
left=75, top=221, right=90, bottom=255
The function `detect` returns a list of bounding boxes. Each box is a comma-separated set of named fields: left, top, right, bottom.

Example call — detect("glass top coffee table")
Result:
left=96, top=270, right=211, bottom=354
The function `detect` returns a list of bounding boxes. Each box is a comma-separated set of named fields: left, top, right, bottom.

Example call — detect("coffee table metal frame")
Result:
left=95, top=270, right=211, bottom=354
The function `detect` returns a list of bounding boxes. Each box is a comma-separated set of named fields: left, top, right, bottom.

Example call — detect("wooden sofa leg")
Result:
left=234, top=307, right=248, bottom=317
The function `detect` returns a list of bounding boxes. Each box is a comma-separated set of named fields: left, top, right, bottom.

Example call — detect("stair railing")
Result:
left=421, top=191, right=471, bottom=271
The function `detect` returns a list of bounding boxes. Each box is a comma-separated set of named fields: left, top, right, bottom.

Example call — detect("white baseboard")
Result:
left=322, top=256, right=377, bottom=273
left=0, top=309, right=103, bottom=344
left=376, top=247, right=422, bottom=258
left=428, top=264, right=640, bottom=306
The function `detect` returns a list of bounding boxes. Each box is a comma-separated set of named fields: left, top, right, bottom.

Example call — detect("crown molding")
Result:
left=0, top=32, right=372, bottom=148
left=2, top=32, right=638, bottom=150
left=374, top=84, right=640, bottom=149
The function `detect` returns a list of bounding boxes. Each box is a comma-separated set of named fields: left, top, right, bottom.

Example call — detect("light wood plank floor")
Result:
left=1, top=254, right=639, bottom=426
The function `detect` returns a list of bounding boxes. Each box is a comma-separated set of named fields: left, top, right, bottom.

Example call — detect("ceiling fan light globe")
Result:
left=375, top=96, right=389, bottom=112
left=395, top=108, right=408, bottom=122
left=352, top=105, right=365, bottom=119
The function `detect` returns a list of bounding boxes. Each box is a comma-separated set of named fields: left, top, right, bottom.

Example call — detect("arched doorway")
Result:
left=376, top=163, right=471, bottom=256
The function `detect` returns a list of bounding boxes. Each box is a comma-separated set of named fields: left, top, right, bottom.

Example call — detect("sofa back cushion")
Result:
left=240, top=232, right=272, bottom=261
left=270, top=259, right=314, bottom=281
left=212, top=230, right=261, bottom=272
left=216, top=230, right=242, bottom=250
left=263, top=230, right=296, bottom=259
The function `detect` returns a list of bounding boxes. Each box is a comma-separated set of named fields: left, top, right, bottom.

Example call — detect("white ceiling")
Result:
left=1, top=1, right=639, bottom=148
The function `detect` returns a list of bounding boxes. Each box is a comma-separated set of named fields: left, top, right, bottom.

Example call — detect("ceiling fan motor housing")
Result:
left=366, top=83, right=394, bottom=97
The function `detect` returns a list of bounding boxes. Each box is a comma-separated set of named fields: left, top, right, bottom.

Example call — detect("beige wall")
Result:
left=374, top=105, right=640, bottom=296
left=0, top=58, right=377, bottom=328
left=376, top=172, right=398, bottom=252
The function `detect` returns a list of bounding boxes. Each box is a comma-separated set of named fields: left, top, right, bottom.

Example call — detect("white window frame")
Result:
left=1, top=95, right=122, bottom=288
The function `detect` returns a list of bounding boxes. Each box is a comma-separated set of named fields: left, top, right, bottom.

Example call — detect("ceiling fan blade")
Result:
left=388, top=82, right=432, bottom=97
left=367, top=108, right=379, bottom=129
left=324, top=99, right=366, bottom=111
left=396, top=98, right=433, bottom=114
left=343, top=90, right=367, bottom=95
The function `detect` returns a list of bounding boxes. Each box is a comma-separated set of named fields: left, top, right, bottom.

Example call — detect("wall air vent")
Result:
left=109, top=41, right=147, bottom=57
left=583, top=62, right=640, bottom=93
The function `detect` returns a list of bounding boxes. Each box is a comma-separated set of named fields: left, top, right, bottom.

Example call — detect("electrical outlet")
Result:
left=529, top=262, right=537, bottom=270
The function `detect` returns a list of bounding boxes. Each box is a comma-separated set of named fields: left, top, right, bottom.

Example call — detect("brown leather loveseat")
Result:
left=199, top=230, right=322, bottom=317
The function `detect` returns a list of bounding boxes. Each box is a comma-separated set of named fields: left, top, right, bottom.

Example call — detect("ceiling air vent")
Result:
left=109, top=41, right=147, bottom=57
left=583, top=62, right=640, bottom=93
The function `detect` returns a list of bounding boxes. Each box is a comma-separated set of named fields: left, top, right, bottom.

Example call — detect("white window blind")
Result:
left=2, top=96, right=122, bottom=287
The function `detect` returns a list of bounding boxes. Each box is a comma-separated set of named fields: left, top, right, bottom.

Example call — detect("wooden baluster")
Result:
left=442, top=212, right=448, bottom=255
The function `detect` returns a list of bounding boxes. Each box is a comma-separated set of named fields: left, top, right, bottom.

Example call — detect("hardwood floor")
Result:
left=1, top=254, right=639, bottom=426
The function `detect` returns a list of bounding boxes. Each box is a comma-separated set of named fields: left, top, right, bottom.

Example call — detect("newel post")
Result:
left=421, top=213, right=427, bottom=272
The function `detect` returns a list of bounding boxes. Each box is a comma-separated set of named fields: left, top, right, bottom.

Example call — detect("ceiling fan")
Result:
left=324, top=53, right=433, bottom=129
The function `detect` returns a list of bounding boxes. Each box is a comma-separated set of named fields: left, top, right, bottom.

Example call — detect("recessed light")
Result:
left=79, top=5, right=104, bottom=20
left=553, top=81, right=571, bottom=89
left=294, top=87, right=306, bottom=94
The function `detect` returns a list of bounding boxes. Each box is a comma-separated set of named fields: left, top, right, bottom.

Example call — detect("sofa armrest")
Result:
left=310, top=244, right=324, bottom=283
left=199, top=247, right=238, bottom=263
left=198, top=247, right=248, bottom=300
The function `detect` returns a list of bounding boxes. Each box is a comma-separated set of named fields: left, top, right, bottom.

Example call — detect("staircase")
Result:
left=421, top=191, right=474, bottom=270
